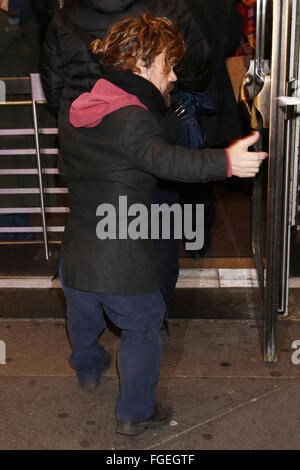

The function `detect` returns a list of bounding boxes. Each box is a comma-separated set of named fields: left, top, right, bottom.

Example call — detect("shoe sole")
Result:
left=116, top=417, right=170, bottom=436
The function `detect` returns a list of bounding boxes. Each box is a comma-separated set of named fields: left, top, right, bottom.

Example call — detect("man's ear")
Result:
left=135, top=59, right=146, bottom=75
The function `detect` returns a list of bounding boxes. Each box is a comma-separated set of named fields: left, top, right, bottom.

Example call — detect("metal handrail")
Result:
left=0, top=74, right=69, bottom=257
left=0, top=129, right=58, bottom=135
left=0, top=149, right=58, bottom=155
left=0, top=188, right=68, bottom=194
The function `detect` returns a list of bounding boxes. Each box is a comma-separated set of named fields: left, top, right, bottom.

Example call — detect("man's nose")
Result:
left=169, top=69, right=177, bottom=82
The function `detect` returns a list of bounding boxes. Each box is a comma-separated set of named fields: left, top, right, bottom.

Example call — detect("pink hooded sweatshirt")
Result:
left=69, top=79, right=148, bottom=128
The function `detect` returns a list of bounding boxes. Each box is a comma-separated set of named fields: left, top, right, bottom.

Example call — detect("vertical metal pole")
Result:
left=279, top=0, right=300, bottom=315
left=30, top=75, right=49, bottom=260
left=0, top=80, right=5, bottom=101
left=279, top=117, right=292, bottom=315
left=256, top=0, right=267, bottom=84
left=280, top=11, right=296, bottom=314
left=251, top=0, right=269, bottom=292
left=264, top=0, right=290, bottom=361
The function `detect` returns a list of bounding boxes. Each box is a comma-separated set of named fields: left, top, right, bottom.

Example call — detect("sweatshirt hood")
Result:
left=70, top=79, right=148, bottom=128
left=79, top=0, right=138, bottom=14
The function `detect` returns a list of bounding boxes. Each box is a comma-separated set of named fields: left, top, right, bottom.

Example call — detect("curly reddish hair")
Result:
left=90, top=13, right=186, bottom=73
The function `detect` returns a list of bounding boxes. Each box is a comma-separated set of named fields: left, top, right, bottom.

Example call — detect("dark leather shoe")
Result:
left=116, top=402, right=173, bottom=436
left=79, top=352, right=111, bottom=392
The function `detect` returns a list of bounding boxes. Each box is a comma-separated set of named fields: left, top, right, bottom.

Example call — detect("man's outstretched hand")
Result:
left=0, top=0, right=9, bottom=12
left=227, top=131, right=268, bottom=178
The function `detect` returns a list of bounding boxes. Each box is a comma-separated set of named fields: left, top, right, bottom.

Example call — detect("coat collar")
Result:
left=102, top=70, right=167, bottom=115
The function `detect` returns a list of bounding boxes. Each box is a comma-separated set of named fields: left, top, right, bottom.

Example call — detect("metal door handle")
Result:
left=253, top=75, right=271, bottom=128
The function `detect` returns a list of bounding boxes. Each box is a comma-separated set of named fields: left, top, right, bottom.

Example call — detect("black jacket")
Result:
left=60, top=72, right=228, bottom=295
left=40, top=0, right=212, bottom=111
left=186, top=0, right=244, bottom=145
left=41, top=0, right=152, bottom=110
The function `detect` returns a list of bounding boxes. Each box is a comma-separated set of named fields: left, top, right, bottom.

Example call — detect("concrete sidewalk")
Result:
left=1, top=316, right=300, bottom=450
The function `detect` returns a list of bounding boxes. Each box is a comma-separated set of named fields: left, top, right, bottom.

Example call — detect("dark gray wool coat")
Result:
left=59, top=72, right=229, bottom=295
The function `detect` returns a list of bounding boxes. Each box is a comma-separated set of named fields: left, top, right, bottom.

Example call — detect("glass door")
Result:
left=244, top=0, right=299, bottom=362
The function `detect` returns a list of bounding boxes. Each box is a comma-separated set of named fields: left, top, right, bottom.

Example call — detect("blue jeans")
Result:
left=60, top=268, right=166, bottom=422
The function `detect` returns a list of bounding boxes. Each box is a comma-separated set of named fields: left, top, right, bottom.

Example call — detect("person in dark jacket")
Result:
left=0, top=0, right=41, bottom=75
left=180, top=0, right=245, bottom=258
left=187, top=0, right=244, bottom=145
left=59, top=13, right=267, bottom=435
left=0, top=0, right=40, bottom=240
left=41, top=0, right=213, bottom=330
left=41, top=0, right=212, bottom=113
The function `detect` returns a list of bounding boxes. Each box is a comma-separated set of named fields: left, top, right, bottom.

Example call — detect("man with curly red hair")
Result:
left=59, top=13, right=266, bottom=436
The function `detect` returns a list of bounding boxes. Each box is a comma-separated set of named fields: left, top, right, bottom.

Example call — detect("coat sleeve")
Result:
left=40, top=14, right=66, bottom=111
left=121, top=108, right=228, bottom=183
